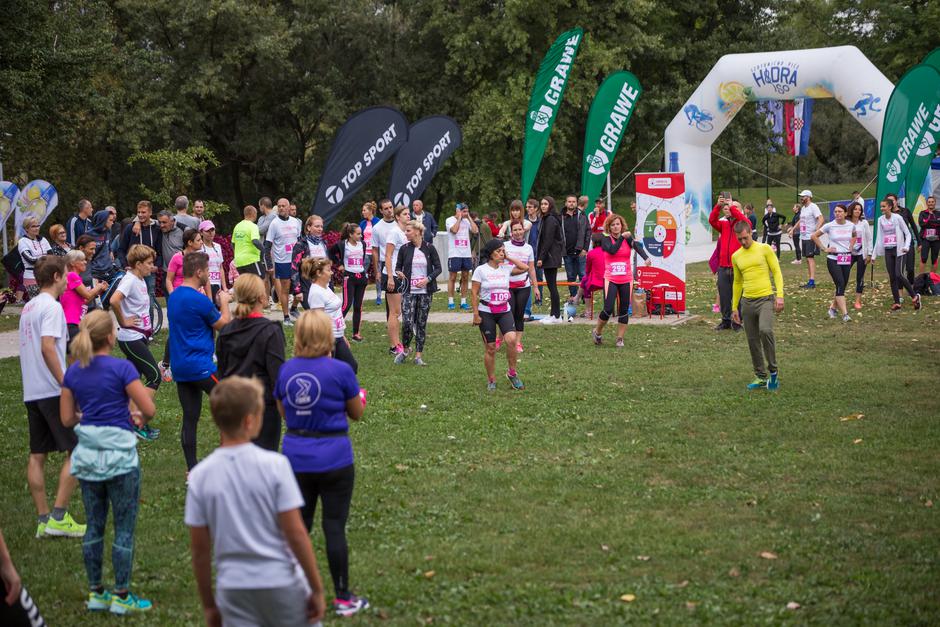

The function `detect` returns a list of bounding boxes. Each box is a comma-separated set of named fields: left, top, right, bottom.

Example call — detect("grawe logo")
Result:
left=530, top=105, right=553, bottom=133
left=751, top=60, right=799, bottom=95
left=530, top=31, right=581, bottom=133
left=885, top=102, right=935, bottom=183
left=586, top=150, right=608, bottom=176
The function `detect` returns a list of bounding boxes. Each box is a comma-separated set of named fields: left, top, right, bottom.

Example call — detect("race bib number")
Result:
left=926, top=228, right=937, bottom=240
left=284, top=243, right=293, bottom=252
left=140, top=313, right=151, bottom=330
left=209, top=270, right=221, bottom=282
left=410, top=278, right=424, bottom=288
left=347, top=255, right=363, bottom=268
left=836, top=253, right=851, bottom=265
left=884, top=234, right=897, bottom=246
left=489, top=290, right=510, bottom=313
left=800, top=222, right=808, bottom=235
left=455, top=238, right=470, bottom=248
left=610, top=262, right=627, bottom=276
left=333, top=316, right=345, bottom=332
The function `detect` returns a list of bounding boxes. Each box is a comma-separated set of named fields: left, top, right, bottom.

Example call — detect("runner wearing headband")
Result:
left=330, top=223, right=368, bottom=342
left=592, top=214, right=650, bottom=347
left=303, top=258, right=358, bottom=373
left=110, top=245, right=161, bottom=441
left=394, top=220, right=442, bottom=366
left=847, top=202, right=872, bottom=311
left=471, top=239, right=529, bottom=391
left=383, top=206, right=410, bottom=356
left=812, top=204, right=856, bottom=322
left=502, top=220, right=538, bottom=353
left=872, top=198, right=919, bottom=311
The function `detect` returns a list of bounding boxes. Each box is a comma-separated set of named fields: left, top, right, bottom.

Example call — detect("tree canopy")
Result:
left=1, top=0, right=936, bottom=227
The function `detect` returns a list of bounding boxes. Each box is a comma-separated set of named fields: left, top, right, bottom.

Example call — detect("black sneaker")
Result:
left=731, top=323, right=743, bottom=332
left=714, top=321, right=732, bottom=331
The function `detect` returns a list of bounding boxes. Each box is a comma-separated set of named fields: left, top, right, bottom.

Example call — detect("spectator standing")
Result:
left=48, top=224, right=71, bottom=257
left=66, top=199, right=94, bottom=246
left=411, top=200, right=438, bottom=244
left=708, top=195, right=746, bottom=331
left=17, top=216, right=52, bottom=299
left=444, top=202, right=478, bottom=311
left=536, top=196, right=564, bottom=324
left=173, top=196, right=200, bottom=231
left=560, top=194, right=590, bottom=299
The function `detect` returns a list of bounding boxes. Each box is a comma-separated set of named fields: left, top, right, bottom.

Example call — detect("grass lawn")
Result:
left=1, top=251, right=938, bottom=625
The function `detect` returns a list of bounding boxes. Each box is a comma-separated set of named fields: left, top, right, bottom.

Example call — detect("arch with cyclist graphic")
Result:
left=663, top=46, right=894, bottom=246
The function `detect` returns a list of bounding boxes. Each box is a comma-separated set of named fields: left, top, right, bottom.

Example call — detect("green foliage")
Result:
left=127, top=147, right=220, bottom=210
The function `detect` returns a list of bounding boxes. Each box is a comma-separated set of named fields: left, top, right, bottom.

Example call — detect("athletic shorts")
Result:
left=448, top=257, right=473, bottom=273
left=236, top=262, right=263, bottom=277
left=380, top=273, right=402, bottom=294
left=274, top=262, right=293, bottom=279
left=801, top=240, right=818, bottom=258
left=66, top=323, right=80, bottom=353
left=478, top=310, right=515, bottom=344
left=26, top=397, right=77, bottom=454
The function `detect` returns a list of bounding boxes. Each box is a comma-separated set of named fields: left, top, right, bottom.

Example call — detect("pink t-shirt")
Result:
left=60, top=272, right=87, bottom=326
left=603, top=236, right=633, bottom=284
left=167, top=252, right=185, bottom=289
left=581, top=247, right=606, bottom=293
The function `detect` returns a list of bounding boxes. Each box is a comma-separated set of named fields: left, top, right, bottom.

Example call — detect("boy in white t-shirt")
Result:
left=186, top=377, right=325, bottom=627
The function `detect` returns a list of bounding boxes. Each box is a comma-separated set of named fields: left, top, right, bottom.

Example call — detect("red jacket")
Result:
left=709, top=203, right=747, bottom=268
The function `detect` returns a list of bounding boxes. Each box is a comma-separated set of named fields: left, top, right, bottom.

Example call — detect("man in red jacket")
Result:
left=709, top=195, right=747, bottom=331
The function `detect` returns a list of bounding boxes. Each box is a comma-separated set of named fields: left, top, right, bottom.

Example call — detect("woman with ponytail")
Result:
left=330, top=222, right=368, bottom=342
left=216, top=273, right=286, bottom=451
left=302, top=257, right=358, bottom=373
left=60, top=311, right=156, bottom=615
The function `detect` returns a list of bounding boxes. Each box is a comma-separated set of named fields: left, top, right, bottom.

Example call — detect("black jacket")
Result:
left=216, top=317, right=285, bottom=404
left=762, top=211, right=786, bottom=236
left=536, top=212, right=564, bottom=269
left=395, top=241, right=442, bottom=294
left=120, top=220, right=164, bottom=268
left=560, top=210, right=590, bottom=253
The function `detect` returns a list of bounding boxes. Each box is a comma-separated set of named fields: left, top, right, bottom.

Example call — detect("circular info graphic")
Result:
left=642, top=210, right=678, bottom=258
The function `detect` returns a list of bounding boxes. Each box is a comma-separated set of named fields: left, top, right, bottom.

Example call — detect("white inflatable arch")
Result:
left=664, top=46, right=894, bottom=246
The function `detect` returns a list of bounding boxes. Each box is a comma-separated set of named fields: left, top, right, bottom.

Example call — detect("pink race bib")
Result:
left=489, top=290, right=510, bottom=313
left=284, top=243, right=293, bottom=252
left=884, top=234, right=897, bottom=246
left=455, top=238, right=469, bottom=248
left=926, top=228, right=937, bottom=239
left=610, top=262, right=627, bottom=276
left=836, top=253, right=851, bottom=265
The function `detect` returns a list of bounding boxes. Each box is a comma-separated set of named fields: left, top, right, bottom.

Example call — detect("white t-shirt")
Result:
left=445, top=217, right=473, bottom=258
left=503, top=242, right=535, bottom=288
left=371, top=220, right=396, bottom=264
left=410, top=248, right=428, bottom=295
left=204, top=242, right=224, bottom=286
left=344, top=241, right=366, bottom=274
left=799, top=202, right=822, bottom=241
left=305, top=239, right=327, bottom=259
left=19, top=292, right=66, bottom=401
left=18, top=237, right=52, bottom=280
left=362, top=220, right=374, bottom=253
left=471, top=263, right=512, bottom=314
left=384, top=226, right=408, bottom=273
left=819, top=220, right=856, bottom=262
left=116, top=272, right=152, bottom=342
left=307, top=283, right=345, bottom=338
left=184, top=443, right=306, bottom=590
left=265, top=217, right=302, bottom=264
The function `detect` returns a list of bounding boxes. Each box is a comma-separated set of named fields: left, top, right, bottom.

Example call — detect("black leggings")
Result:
left=826, top=257, right=852, bottom=296
left=295, top=464, right=355, bottom=599
left=543, top=267, right=560, bottom=318
left=766, top=234, right=781, bottom=258
left=884, top=248, right=915, bottom=304
left=600, top=281, right=631, bottom=324
left=177, top=375, right=217, bottom=470
left=253, top=402, right=281, bottom=452
left=510, top=286, right=531, bottom=332
left=333, top=337, right=358, bottom=374
left=118, top=339, right=161, bottom=390
left=341, top=273, right=368, bottom=335
left=402, top=293, right=432, bottom=352
left=921, top=240, right=940, bottom=266
left=851, top=254, right=867, bottom=294
left=794, top=233, right=802, bottom=260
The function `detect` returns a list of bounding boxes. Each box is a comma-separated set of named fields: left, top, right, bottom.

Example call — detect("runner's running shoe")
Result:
left=460, top=303, right=470, bottom=311
left=351, top=334, right=363, bottom=343
left=615, top=338, right=624, bottom=348
left=828, top=307, right=837, bottom=319
left=394, top=350, right=408, bottom=365
left=746, top=378, right=768, bottom=390
left=767, top=372, right=779, bottom=391
left=447, top=302, right=455, bottom=310
left=45, top=512, right=86, bottom=537
left=334, top=594, right=369, bottom=617
left=506, top=372, right=524, bottom=390
left=35, top=521, right=46, bottom=538
left=283, top=318, right=294, bottom=327
left=516, top=342, right=523, bottom=353
left=592, top=330, right=602, bottom=345
left=487, top=381, right=497, bottom=392
left=87, top=590, right=112, bottom=611
left=890, top=303, right=902, bottom=311
left=414, top=357, right=427, bottom=366
left=134, top=424, right=160, bottom=441
left=110, top=592, right=153, bottom=615
left=159, top=362, right=173, bottom=383
left=913, top=294, right=922, bottom=310
left=494, top=337, right=502, bottom=350
left=842, top=314, right=851, bottom=323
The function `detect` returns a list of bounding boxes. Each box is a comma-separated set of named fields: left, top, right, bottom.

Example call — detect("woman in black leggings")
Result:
left=330, top=223, right=368, bottom=342
left=536, top=196, right=564, bottom=323
left=847, top=202, right=872, bottom=310
left=504, top=220, right=539, bottom=351
left=812, top=204, right=856, bottom=322
left=592, top=214, right=650, bottom=347
left=873, top=198, right=920, bottom=311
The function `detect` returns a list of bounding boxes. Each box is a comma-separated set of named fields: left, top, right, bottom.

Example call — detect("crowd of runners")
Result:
left=2, top=188, right=937, bottom=625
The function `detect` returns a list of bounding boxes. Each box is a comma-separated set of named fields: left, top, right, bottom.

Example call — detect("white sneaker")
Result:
left=790, top=259, right=802, bottom=265
left=827, top=307, right=837, bottom=319
left=540, top=316, right=556, bottom=325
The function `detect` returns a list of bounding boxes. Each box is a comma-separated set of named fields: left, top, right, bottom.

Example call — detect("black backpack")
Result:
left=2, top=247, right=24, bottom=277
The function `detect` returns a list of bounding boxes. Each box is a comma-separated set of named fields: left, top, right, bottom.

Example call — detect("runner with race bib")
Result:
left=812, top=204, right=857, bottom=322
left=303, top=258, right=357, bottom=374
left=265, top=198, right=302, bottom=326
left=592, top=213, right=650, bottom=348
left=501, top=220, right=538, bottom=353
left=847, top=202, right=872, bottom=311
left=394, top=220, right=442, bottom=366
left=199, top=221, right=228, bottom=308
left=471, top=239, right=529, bottom=391
left=330, top=223, right=368, bottom=343
left=918, top=195, right=940, bottom=274
left=872, top=197, right=919, bottom=311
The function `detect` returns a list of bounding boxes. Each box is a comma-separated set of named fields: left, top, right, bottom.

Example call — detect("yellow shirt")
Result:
left=731, top=242, right=784, bottom=310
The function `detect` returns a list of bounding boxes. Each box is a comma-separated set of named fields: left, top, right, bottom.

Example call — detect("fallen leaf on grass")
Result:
left=424, top=555, right=434, bottom=561
left=786, top=601, right=801, bottom=610
left=675, top=580, right=689, bottom=588
left=853, top=438, right=863, bottom=445
left=636, top=555, right=651, bottom=561
left=839, top=413, right=864, bottom=421
left=423, top=570, right=435, bottom=578
left=759, top=551, right=778, bottom=560
left=620, top=594, right=636, bottom=603
left=745, top=499, right=757, bottom=507
left=925, top=499, right=934, bottom=508
left=686, top=601, right=698, bottom=610
left=395, top=464, right=409, bottom=471
left=601, top=544, right=610, bottom=552
left=728, top=567, right=740, bottom=577
left=377, top=609, right=389, bottom=620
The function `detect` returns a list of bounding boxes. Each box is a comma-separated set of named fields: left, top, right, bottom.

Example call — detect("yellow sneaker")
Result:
left=45, top=512, right=86, bottom=538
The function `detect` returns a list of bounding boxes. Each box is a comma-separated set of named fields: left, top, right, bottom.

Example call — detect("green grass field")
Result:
left=1, top=252, right=938, bottom=625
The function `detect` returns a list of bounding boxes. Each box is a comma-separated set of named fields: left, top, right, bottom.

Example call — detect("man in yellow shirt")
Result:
left=730, top=221, right=784, bottom=390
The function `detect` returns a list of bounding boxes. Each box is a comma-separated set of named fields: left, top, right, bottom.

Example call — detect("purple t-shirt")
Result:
left=60, top=272, right=87, bottom=326
left=274, top=356, right=359, bottom=473
left=63, top=355, right=139, bottom=430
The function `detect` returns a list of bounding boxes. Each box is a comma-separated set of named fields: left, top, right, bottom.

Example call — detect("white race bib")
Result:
left=610, top=262, right=627, bottom=276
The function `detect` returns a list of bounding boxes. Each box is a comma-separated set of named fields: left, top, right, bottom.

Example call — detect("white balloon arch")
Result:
left=663, top=46, right=894, bottom=246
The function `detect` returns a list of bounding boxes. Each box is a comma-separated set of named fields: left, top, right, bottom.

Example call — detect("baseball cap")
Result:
left=456, top=202, right=468, bottom=210
left=198, top=220, right=216, bottom=231
left=799, top=189, right=813, bottom=198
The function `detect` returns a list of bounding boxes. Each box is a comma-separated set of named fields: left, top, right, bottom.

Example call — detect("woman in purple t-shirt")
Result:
left=274, top=310, right=368, bottom=617
left=60, top=250, right=108, bottom=348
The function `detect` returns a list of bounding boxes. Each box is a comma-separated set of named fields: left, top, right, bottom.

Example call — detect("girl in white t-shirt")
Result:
left=329, top=223, right=368, bottom=342
left=500, top=221, right=538, bottom=352
left=199, top=221, right=228, bottom=307
left=496, top=200, right=533, bottom=240
left=301, top=257, right=357, bottom=373
left=383, top=206, right=410, bottom=356
left=812, top=204, right=857, bottom=322
left=872, top=198, right=919, bottom=311
left=471, top=239, right=529, bottom=392
left=847, top=202, right=872, bottom=311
